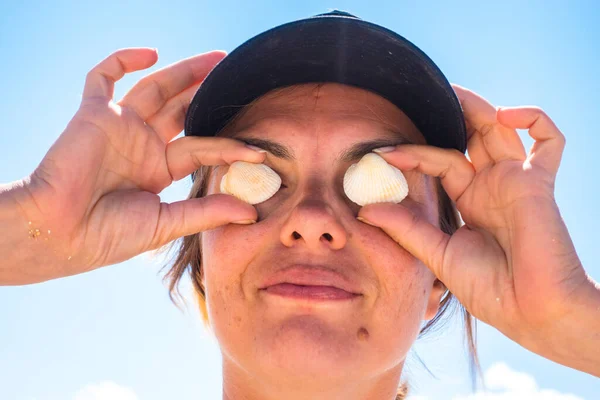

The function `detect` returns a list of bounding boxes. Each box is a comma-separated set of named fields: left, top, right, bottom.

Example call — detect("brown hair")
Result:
left=161, top=87, right=481, bottom=399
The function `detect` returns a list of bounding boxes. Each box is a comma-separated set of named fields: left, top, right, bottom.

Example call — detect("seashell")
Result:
left=220, top=161, right=281, bottom=205
left=343, top=153, right=409, bottom=206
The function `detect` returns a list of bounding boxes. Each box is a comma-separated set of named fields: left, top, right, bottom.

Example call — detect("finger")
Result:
left=145, top=82, right=201, bottom=143
left=82, top=48, right=158, bottom=100
left=497, top=106, right=566, bottom=176
left=118, top=50, right=226, bottom=121
left=452, top=84, right=526, bottom=163
left=358, top=202, right=450, bottom=281
left=465, top=119, right=494, bottom=171
left=166, top=137, right=267, bottom=181
left=375, top=145, right=475, bottom=202
left=149, top=194, right=258, bottom=250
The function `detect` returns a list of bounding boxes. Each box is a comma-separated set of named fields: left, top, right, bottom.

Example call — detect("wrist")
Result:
left=0, top=177, right=56, bottom=285
left=524, top=277, right=600, bottom=377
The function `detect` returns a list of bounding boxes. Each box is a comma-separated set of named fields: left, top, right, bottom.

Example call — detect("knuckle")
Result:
left=178, top=94, right=192, bottom=117
left=88, top=48, right=123, bottom=73
left=112, top=48, right=128, bottom=57
left=450, top=149, right=472, bottom=169
left=529, top=105, right=546, bottom=115
left=88, top=54, right=114, bottom=77
left=448, top=148, right=464, bottom=159
left=529, top=106, right=551, bottom=122
left=430, top=236, right=448, bottom=272
left=555, top=127, right=566, bottom=142
left=190, top=151, right=205, bottom=169
left=188, top=152, right=199, bottom=169
left=84, top=68, right=102, bottom=85
left=147, top=78, right=170, bottom=104
left=531, top=106, right=565, bottom=140
left=478, top=123, right=494, bottom=138
left=219, top=148, right=229, bottom=163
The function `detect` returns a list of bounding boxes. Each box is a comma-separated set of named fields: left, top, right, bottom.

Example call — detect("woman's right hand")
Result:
left=11, top=47, right=265, bottom=283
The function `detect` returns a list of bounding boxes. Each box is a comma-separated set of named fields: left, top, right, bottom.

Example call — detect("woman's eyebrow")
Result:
left=339, top=138, right=413, bottom=162
left=242, top=137, right=294, bottom=160
left=240, top=136, right=413, bottom=163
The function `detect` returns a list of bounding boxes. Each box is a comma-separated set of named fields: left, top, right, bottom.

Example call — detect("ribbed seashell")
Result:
left=220, top=161, right=281, bottom=205
left=343, top=153, right=409, bottom=206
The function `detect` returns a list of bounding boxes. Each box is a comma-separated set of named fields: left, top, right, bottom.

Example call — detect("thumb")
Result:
left=149, top=194, right=258, bottom=249
left=358, top=203, right=450, bottom=280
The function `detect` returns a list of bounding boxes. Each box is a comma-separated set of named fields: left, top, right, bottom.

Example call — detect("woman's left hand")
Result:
left=357, top=85, right=600, bottom=376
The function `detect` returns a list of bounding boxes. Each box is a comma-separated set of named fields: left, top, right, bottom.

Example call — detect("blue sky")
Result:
left=1, top=0, right=599, bottom=399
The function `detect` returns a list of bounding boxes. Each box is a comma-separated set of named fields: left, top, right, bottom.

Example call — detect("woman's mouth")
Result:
left=262, top=283, right=360, bottom=301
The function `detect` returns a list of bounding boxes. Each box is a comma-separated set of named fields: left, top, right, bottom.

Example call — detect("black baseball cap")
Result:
left=184, top=10, right=467, bottom=154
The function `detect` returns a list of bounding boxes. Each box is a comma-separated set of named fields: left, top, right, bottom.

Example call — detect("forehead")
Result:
left=221, top=83, right=427, bottom=149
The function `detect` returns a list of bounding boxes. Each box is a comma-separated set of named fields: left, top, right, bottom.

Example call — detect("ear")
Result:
left=424, top=278, right=447, bottom=321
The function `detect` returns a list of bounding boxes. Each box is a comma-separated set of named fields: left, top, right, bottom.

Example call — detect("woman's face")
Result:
left=201, top=83, right=446, bottom=396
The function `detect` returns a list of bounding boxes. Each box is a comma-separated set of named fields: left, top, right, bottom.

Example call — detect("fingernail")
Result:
left=372, top=146, right=396, bottom=153
left=153, top=48, right=159, bottom=55
left=356, top=216, right=377, bottom=226
left=232, top=219, right=256, bottom=225
left=245, top=144, right=267, bottom=153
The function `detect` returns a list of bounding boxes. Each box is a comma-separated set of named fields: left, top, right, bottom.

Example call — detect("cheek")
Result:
left=356, top=198, right=437, bottom=325
left=201, top=224, right=269, bottom=326
left=349, top=226, right=433, bottom=367
left=202, top=225, right=257, bottom=289
left=359, top=225, right=431, bottom=304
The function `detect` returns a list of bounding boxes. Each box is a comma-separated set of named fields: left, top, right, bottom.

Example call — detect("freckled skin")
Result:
left=202, top=83, right=448, bottom=400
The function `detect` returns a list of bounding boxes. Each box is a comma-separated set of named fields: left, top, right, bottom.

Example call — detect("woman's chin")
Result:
left=248, top=315, right=368, bottom=381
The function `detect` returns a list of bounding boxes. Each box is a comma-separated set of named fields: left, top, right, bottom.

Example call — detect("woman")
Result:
left=1, top=11, right=598, bottom=400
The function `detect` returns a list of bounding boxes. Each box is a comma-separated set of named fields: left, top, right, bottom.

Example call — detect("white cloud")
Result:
left=73, top=381, right=138, bottom=400
left=453, top=362, right=584, bottom=400
left=484, top=362, right=538, bottom=392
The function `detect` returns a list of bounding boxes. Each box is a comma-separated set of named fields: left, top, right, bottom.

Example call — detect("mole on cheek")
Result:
left=357, top=327, right=369, bottom=342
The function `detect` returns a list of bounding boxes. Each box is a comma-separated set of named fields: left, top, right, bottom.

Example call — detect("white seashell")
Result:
left=220, top=161, right=281, bottom=205
left=343, top=153, right=409, bottom=206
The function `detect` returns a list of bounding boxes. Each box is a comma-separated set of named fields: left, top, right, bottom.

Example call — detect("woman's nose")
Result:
left=279, top=199, right=347, bottom=251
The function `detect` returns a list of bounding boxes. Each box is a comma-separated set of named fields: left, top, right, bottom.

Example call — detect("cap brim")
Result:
left=185, top=14, right=467, bottom=153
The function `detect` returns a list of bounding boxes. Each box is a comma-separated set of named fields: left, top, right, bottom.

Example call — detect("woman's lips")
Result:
left=263, top=283, right=359, bottom=300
